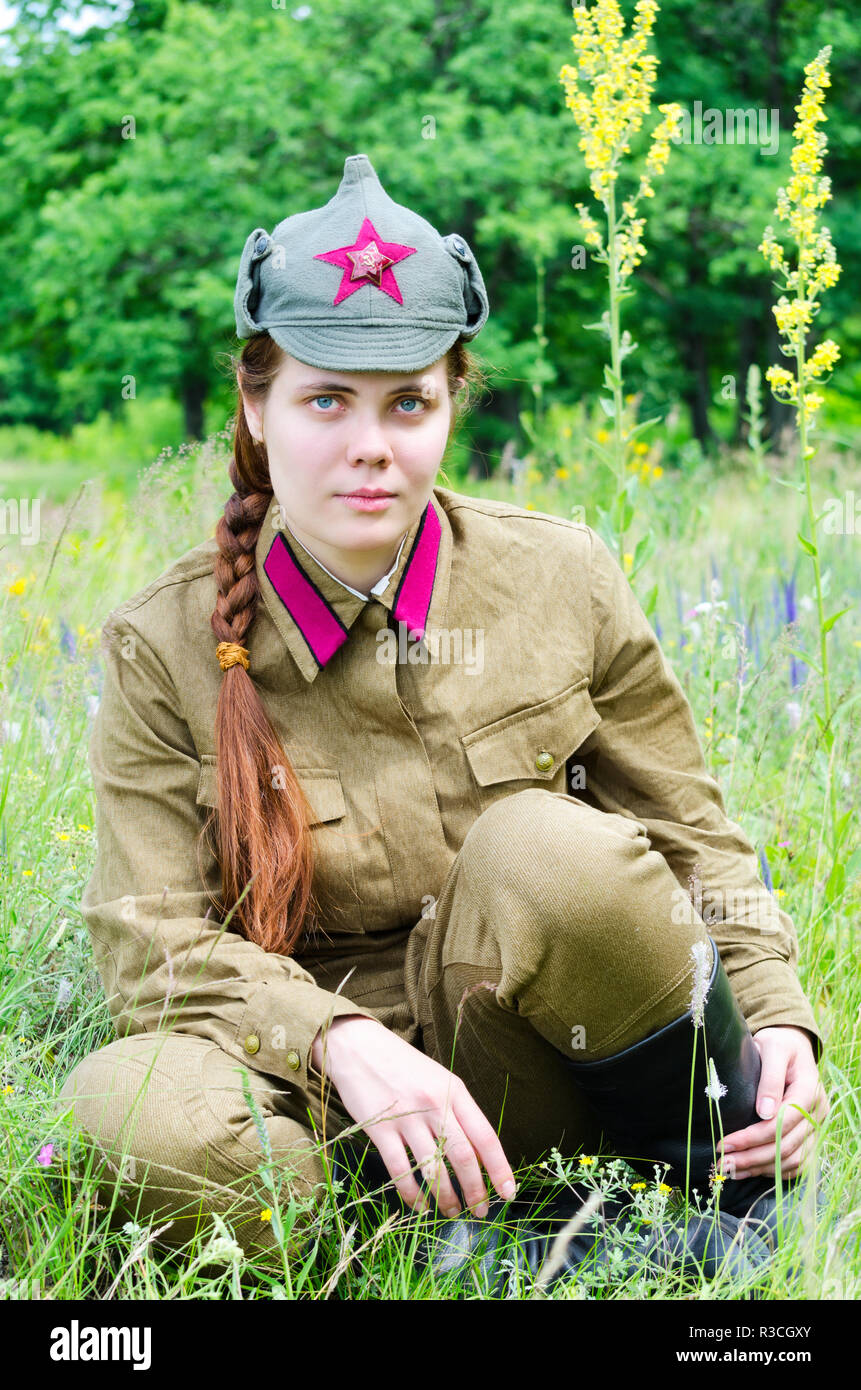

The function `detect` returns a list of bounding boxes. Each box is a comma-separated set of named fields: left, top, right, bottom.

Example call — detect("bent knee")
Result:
left=56, top=1031, right=324, bottom=1192
left=461, top=788, right=649, bottom=899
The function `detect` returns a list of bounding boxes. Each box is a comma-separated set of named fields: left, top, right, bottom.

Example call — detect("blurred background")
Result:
left=1, top=0, right=859, bottom=504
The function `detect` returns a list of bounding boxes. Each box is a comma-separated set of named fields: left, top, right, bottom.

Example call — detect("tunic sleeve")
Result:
left=585, top=528, right=824, bottom=1062
left=80, top=609, right=379, bottom=1096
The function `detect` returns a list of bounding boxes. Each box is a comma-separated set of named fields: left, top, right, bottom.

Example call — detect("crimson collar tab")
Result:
left=262, top=500, right=441, bottom=671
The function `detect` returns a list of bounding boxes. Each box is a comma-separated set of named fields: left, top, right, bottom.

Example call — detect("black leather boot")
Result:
left=563, top=935, right=816, bottom=1251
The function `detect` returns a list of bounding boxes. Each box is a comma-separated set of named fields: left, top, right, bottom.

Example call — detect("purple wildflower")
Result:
left=59, top=620, right=77, bottom=662
left=36, top=1143, right=54, bottom=1167
left=758, top=847, right=774, bottom=894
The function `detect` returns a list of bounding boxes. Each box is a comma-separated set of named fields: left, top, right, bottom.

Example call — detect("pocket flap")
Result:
left=297, top=770, right=346, bottom=825
left=196, top=757, right=346, bottom=825
left=461, top=676, right=601, bottom=788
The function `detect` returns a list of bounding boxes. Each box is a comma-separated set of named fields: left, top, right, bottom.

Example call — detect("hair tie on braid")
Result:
left=216, top=640, right=250, bottom=672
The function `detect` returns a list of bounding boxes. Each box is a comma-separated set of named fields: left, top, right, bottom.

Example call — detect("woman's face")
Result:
left=242, top=352, right=456, bottom=586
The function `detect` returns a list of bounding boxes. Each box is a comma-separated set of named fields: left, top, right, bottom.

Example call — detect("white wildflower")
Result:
left=785, top=701, right=802, bottom=731
left=200, top=1213, right=244, bottom=1265
left=705, top=1056, right=727, bottom=1102
left=689, top=939, right=712, bottom=1028
left=121, top=1220, right=146, bottom=1240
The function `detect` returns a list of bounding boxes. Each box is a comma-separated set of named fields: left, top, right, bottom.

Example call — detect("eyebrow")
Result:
left=295, top=380, right=427, bottom=397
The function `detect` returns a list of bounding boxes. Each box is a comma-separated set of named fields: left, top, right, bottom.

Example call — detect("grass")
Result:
left=0, top=421, right=859, bottom=1300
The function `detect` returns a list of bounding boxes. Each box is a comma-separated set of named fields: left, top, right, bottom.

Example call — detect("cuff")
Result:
left=229, top=978, right=381, bottom=1093
left=725, top=959, right=825, bottom=1065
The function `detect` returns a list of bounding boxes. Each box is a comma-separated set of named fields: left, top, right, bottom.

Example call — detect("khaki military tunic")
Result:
left=76, top=482, right=822, bottom=1119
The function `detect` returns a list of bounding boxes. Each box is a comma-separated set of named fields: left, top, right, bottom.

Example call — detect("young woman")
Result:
left=58, top=154, right=828, bottom=1288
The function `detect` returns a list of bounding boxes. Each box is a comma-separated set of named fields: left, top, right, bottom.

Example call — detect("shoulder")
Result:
left=100, top=536, right=219, bottom=661
left=433, top=484, right=593, bottom=560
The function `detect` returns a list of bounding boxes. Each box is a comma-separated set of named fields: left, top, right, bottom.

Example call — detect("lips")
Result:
left=338, top=489, right=396, bottom=498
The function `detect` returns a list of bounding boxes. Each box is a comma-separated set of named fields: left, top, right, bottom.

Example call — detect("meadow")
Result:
left=0, top=398, right=858, bottom=1299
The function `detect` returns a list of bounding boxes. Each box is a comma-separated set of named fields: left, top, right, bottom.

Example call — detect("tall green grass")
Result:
left=0, top=425, right=858, bottom=1300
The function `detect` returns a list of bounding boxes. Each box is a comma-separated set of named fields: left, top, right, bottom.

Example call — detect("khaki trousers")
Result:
left=56, top=790, right=711, bottom=1263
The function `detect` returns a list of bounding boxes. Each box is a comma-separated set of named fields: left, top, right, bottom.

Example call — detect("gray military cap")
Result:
left=233, top=153, right=489, bottom=371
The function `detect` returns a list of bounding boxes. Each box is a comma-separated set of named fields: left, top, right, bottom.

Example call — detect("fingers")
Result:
left=719, top=1071, right=829, bottom=1153
left=754, top=1040, right=790, bottom=1122
left=371, top=1134, right=431, bottom=1215
left=720, top=1117, right=808, bottom=1176
left=722, top=1126, right=819, bottom=1181
left=407, top=1123, right=487, bottom=1219
left=719, top=1100, right=807, bottom=1154
left=451, top=1086, right=517, bottom=1203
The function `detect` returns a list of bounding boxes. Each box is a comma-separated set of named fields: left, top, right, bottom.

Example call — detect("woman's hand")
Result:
left=312, top=1015, right=517, bottom=1219
left=717, top=1025, right=829, bottom=1179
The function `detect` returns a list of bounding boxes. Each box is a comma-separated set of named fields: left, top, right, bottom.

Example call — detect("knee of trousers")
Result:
left=457, top=787, right=664, bottom=952
left=55, top=1031, right=332, bottom=1260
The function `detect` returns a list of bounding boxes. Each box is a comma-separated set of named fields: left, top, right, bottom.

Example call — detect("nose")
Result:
left=345, top=410, right=394, bottom=468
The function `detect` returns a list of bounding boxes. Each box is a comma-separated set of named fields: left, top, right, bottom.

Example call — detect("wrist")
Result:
left=310, top=1014, right=382, bottom=1074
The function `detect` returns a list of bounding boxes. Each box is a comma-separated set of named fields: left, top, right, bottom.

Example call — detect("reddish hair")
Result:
left=201, top=334, right=486, bottom=955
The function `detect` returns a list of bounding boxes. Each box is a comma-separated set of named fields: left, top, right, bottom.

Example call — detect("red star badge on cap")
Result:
left=314, top=217, right=417, bottom=306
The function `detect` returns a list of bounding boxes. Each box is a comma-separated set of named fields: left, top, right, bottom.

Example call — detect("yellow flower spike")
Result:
left=760, top=45, right=841, bottom=433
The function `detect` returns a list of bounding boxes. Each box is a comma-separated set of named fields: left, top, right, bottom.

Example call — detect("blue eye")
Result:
left=312, top=395, right=337, bottom=410
left=397, top=396, right=425, bottom=413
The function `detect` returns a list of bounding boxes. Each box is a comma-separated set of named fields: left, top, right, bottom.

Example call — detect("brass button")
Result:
left=535, top=750, right=555, bottom=772
left=286, top=1050, right=301, bottom=1071
left=244, top=1033, right=260, bottom=1055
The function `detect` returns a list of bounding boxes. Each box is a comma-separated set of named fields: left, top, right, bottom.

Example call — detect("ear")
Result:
left=240, top=390, right=265, bottom=444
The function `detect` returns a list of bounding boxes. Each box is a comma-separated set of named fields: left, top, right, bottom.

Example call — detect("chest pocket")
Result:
left=195, top=756, right=362, bottom=934
left=460, top=675, right=601, bottom=801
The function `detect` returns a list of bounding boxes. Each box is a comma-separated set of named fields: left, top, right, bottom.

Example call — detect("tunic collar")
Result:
left=255, top=490, right=451, bottom=683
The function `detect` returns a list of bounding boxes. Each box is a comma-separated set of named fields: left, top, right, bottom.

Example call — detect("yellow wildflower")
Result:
left=7, top=578, right=27, bottom=597
left=630, top=1181, right=647, bottom=1191
left=260, top=1208, right=272, bottom=1222
left=658, top=1182, right=673, bottom=1193
left=623, top=552, right=634, bottom=572
left=578, top=1154, right=596, bottom=1167
left=596, top=428, right=610, bottom=444
left=22, top=869, right=33, bottom=877
left=2, top=1084, right=13, bottom=1095
left=652, top=465, right=663, bottom=479
left=760, top=46, right=842, bottom=430
left=555, top=467, right=571, bottom=480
